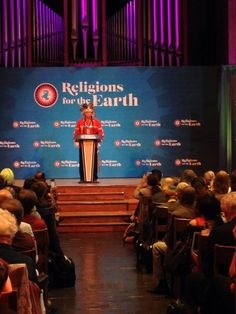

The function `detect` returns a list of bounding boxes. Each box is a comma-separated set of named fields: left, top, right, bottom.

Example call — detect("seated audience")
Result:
left=183, top=192, right=236, bottom=313
left=0, top=208, right=38, bottom=284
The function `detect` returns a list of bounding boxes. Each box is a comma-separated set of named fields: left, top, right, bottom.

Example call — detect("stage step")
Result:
left=56, top=183, right=138, bottom=232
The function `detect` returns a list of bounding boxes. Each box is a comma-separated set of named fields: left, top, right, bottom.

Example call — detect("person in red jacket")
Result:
left=73, top=103, right=104, bottom=182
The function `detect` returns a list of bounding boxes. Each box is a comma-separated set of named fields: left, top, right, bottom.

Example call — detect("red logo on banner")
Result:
left=54, top=161, right=61, bottom=167
left=174, top=120, right=181, bottom=127
left=34, top=83, right=58, bottom=108
left=13, top=161, right=20, bottom=168
left=135, top=160, right=142, bottom=166
left=134, top=120, right=141, bottom=127
left=12, top=121, right=20, bottom=128
left=115, top=140, right=121, bottom=147
left=54, top=121, right=60, bottom=128
left=33, top=141, right=41, bottom=148
left=175, top=159, right=182, bottom=166
left=155, top=140, right=161, bottom=147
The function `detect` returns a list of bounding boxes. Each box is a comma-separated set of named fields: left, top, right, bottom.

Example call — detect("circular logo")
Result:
left=54, top=161, right=61, bottom=168
left=13, top=161, right=21, bottom=168
left=155, top=140, right=161, bottom=147
left=114, top=140, right=121, bottom=147
left=33, top=141, right=41, bottom=148
left=135, top=160, right=142, bottom=166
left=175, top=159, right=182, bottom=166
left=134, top=120, right=141, bottom=127
left=13, top=121, right=20, bottom=128
left=34, top=83, right=58, bottom=108
left=174, top=119, right=181, bottom=127
left=54, top=121, right=60, bottom=128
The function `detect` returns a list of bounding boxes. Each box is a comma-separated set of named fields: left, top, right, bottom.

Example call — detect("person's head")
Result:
left=0, top=208, right=18, bottom=243
left=175, top=182, right=189, bottom=199
left=146, top=173, right=159, bottom=187
left=0, top=199, right=24, bottom=226
left=23, top=176, right=38, bottom=189
left=151, top=169, right=162, bottom=183
left=191, top=176, right=209, bottom=199
left=180, top=169, right=197, bottom=184
left=18, top=189, right=38, bottom=215
left=0, top=258, right=9, bottom=290
left=196, top=194, right=221, bottom=220
left=30, top=181, right=48, bottom=200
left=179, top=186, right=196, bottom=206
left=203, top=170, right=215, bottom=189
left=80, top=103, right=94, bottom=119
left=34, top=171, right=46, bottom=182
left=230, top=170, right=236, bottom=192
left=161, top=177, right=176, bottom=193
left=0, top=168, right=14, bottom=185
left=0, top=189, right=14, bottom=204
left=213, top=170, right=230, bottom=194
left=220, top=192, right=236, bottom=221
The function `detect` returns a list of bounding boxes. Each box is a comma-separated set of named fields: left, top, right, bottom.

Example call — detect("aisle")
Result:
left=48, top=232, right=171, bottom=314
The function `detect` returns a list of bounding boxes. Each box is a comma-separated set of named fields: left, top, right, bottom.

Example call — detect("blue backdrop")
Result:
left=0, top=66, right=220, bottom=179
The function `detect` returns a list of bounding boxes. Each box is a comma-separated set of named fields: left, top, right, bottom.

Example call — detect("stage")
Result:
left=14, top=178, right=139, bottom=233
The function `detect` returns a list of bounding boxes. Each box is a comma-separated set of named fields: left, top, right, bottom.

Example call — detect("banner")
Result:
left=0, top=67, right=220, bottom=179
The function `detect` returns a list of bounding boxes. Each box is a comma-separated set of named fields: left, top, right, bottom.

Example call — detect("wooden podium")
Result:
left=76, top=134, right=100, bottom=182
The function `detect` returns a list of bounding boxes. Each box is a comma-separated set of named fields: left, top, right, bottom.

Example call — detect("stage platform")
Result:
left=15, top=178, right=140, bottom=233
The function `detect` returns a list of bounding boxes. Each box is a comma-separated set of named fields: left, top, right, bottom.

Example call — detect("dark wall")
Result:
left=187, top=0, right=228, bottom=65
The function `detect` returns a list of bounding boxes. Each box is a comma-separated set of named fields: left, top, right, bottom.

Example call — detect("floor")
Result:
left=48, top=232, right=171, bottom=314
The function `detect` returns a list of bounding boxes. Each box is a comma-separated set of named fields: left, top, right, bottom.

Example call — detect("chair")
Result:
left=0, top=290, right=18, bottom=312
left=20, top=248, right=37, bottom=262
left=138, top=194, right=152, bottom=243
left=152, top=204, right=168, bottom=242
left=33, top=228, right=49, bottom=275
left=172, top=216, right=191, bottom=246
left=33, top=228, right=49, bottom=310
left=169, top=216, right=191, bottom=299
left=191, top=232, right=209, bottom=272
left=214, top=244, right=235, bottom=276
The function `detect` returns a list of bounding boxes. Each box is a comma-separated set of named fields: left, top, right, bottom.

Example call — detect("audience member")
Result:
left=180, top=169, right=197, bottom=185
left=30, top=181, right=64, bottom=259
left=149, top=186, right=196, bottom=294
left=0, top=168, right=21, bottom=197
left=203, top=170, right=215, bottom=191
left=189, top=194, right=223, bottom=234
left=18, top=189, right=47, bottom=231
left=0, top=199, right=36, bottom=253
left=212, top=170, right=230, bottom=201
left=0, top=208, right=38, bottom=284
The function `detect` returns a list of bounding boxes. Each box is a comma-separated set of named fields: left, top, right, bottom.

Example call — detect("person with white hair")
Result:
left=0, top=208, right=38, bottom=284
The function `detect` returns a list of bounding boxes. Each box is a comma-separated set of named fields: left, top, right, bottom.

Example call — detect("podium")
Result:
left=76, top=134, right=100, bottom=182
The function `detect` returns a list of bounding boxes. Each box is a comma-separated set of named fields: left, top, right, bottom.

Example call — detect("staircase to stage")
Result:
left=56, top=181, right=139, bottom=232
